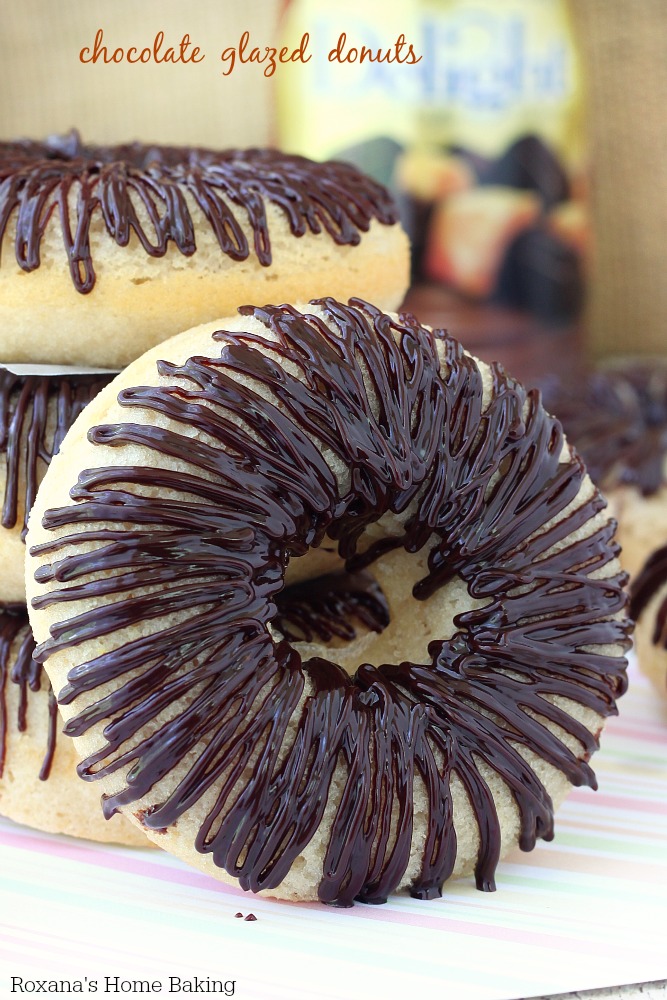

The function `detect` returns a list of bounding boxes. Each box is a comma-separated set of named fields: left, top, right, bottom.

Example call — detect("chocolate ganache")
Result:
left=0, top=369, right=113, bottom=539
left=538, top=365, right=667, bottom=496
left=630, top=544, right=667, bottom=655
left=0, top=132, right=398, bottom=294
left=0, top=604, right=56, bottom=780
left=273, top=571, right=389, bottom=643
left=30, top=299, right=630, bottom=905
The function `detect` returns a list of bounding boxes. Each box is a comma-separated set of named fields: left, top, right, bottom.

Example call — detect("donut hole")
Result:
left=272, top=540, right=486, bottom=677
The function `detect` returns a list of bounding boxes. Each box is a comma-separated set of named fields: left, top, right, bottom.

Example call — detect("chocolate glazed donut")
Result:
left=538, top=364, right=667, bottom=578
left=629, top=545, right=667, bottom=695
left=630, top=545, right=667, bottom=626
left=538, top=365, right=667, bottom=497
left=0, top=600, right=151, bottom=845
left=1, top=369, right=113, bottom=539
left=0, top=370, right=109, bottom=766
left=0, top=369, right=114, bottom=603
left=0, top=604, right=56, bottom=781
left=0, top=135, right=398, bottom=295
left=27, top=299, right=630, bottom=906
left=0, top=135, right=409, bottom=366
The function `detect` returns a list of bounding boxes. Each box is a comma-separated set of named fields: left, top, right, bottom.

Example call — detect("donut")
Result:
left=0, top=133, right=408, bottom=367
left=629, top=546, right=667, bottom=696
left=1, top=366, right=114, bottom=603
left=538, top=363, right=667, bottom=577
left=0, top=603, right=147, bottom=844
left=26, top=298, right=630, bottom=905
left=0, top=369, right=147, bottom=844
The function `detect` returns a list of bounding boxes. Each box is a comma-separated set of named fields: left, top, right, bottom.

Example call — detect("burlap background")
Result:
left=570, top=0, right=667, bottom=358
left=0, top=1, right=280, bottom=147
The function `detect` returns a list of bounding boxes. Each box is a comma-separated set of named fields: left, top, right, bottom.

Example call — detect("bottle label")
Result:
left=278, top=0, right=587, bottom=326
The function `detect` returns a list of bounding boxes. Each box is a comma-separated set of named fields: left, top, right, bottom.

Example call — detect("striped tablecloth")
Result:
left=0, top=655, right=665, bottom=1000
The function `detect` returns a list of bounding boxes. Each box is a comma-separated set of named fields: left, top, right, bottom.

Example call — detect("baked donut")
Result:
left=0, top=370, right=148, bottom=844
left=538, top=363, right=667, bottom=578
left=0, top=603, right=147, bottom=844
left=26, top=299, right=630, bottom=905
left=0, top=133, right=408, bottom=367
left=1, top=366, right=114, bottom=602
left=630, top=546, right=667, bottom=696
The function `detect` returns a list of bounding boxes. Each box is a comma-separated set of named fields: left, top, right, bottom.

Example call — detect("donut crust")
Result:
left=1, top=209, right=408, bottom=367
left=0, top=609, right=150, bottom=846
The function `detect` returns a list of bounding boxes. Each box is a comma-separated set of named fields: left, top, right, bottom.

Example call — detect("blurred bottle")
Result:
left=278, top=0, right=588, bottom=328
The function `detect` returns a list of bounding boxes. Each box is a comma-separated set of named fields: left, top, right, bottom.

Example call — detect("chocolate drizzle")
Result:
left=0, top=133, right=398, bottom=293
left=30, top=299, right=629, bottom=905
left=0, top=369, right=112, bottom=539
left=0, top=603, right=56, bottom=781
left=273, top=571, right=389, bottom=643
left=538, top=365, right=667, bottom=496
left=630, top=544, right=667, bottom=660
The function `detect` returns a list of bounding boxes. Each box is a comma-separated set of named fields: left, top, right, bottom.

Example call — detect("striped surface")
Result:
left=0, top=655, right=664, bottom=1000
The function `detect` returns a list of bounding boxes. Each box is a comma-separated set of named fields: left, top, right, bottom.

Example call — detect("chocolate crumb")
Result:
left=134, top=808, right=167, bottom=834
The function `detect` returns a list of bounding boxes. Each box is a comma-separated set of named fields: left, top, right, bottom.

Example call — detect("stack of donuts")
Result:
left=1, top=131, right=633, bottom=906
left=0, top=132, right=408, bottom=846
